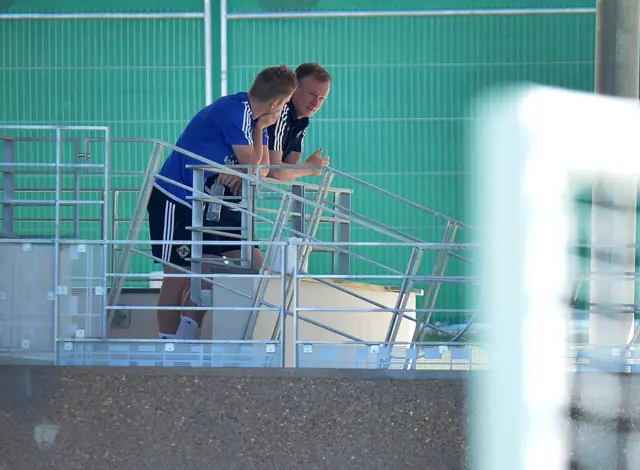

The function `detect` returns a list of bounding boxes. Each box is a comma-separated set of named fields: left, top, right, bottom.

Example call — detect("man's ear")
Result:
left=270, top=99, right=282, bottom=112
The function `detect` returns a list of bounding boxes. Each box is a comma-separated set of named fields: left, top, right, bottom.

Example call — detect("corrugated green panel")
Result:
left=0, top=2, right=608, bottom=318
left=1, top=14, right=206, bottom=286
left=2, top=0, right=203, bottom=13
left=227, top=0, right=593, bottom=13
left=227, top=11, right=596, bottom=325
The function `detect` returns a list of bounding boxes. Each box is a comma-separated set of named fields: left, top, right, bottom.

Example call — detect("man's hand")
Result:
left=257, top=111, right=280, bottom=129
left=217, top=173, right=243, bottom=195
left=304, top=148, right=330, bottom=176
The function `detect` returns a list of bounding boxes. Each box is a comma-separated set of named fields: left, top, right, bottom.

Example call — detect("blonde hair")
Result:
left=249, top=64, right=298, bottom=102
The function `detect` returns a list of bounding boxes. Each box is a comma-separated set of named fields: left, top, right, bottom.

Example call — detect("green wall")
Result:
left=1, top=1, right=599, bottom=324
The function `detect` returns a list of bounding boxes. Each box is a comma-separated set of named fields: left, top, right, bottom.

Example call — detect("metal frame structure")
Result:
left=8, top=121, right=640, bottom=372
left=6, top=124, right=640, bottom=370
left=3, top=6, right=627, bottom=373
left=0, top=125, right=110, bottom=363
left=0, top=6, right=606, bottom=360
left=217, top=4, right=607, bottom=345
left=0, top=125, right=478, bottom=369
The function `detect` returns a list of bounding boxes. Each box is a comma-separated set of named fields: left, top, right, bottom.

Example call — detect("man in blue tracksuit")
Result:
left=146, top=65, right=298, bottom=339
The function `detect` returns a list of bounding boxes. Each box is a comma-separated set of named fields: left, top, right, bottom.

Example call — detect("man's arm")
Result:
left=231, top=124, right=266, bottom=169
left=267, top=125, right=323, bottom=180
left=284, top=151, right=302, bottom=165
left=218, top=102, right=276, bottom=169
left=260, top=145, right=271, bottom=178
left=265, top=109, right=312, bottom=180
left=267, top=149, right=319, bottom=181
left=258, top=127, right=270, bottom=177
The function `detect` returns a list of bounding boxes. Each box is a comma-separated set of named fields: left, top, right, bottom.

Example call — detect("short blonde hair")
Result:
left=249, top=64, right=298, bottom=102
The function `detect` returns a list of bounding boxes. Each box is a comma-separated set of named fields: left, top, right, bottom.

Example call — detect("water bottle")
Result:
left=205, top=181, right=226, bottom=222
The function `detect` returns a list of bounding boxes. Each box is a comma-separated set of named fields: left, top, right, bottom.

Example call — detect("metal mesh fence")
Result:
left=0, top=14, right=206, bottom=284
left=0, top=4, right=604, bottom=328
left=226, top=9, right=596, bottom=328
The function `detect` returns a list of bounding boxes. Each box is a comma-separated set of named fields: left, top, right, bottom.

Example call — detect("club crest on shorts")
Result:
left=177, top=245, right=190, bottom=259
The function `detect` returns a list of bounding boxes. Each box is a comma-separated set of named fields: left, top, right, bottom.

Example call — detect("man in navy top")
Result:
left=267, top=63, right=333, bottom=181
left=146, top=64, right=298, bottom=340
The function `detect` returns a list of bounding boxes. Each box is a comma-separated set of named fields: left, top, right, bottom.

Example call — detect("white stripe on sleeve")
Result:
left=242, top=102, right=253, bottom=145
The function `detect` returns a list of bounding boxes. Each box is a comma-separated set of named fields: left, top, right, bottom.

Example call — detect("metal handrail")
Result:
left=2, top=133, right=468, bottom=240
left=316, top=167, right=474, bottom=231
left=1, top=132, right=469, bottom=279
left=154, top=143, right=474, bottom=344
left=1, top=128, right=479, bottom=367
left=0, top=134, right=353, bottom=279
left=97, top=138, right=453, bottom=318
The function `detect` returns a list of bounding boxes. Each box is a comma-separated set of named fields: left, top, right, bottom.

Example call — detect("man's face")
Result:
left=291, top=77, right=330, bottom=118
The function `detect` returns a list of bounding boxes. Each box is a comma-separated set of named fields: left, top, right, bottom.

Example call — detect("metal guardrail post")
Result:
left=292, top=244, right=300, bottom=368
left=411, top=222, right=460, bottom=342
left=73, top=139, right=81, bottom=238
left=101, top=127, right=111, bottom=338
left=278, top=243, right=288, bottom=366
left=384, top=246, right=425, bottom=345
left=111, top=190, right=120, bottom=285
left=421, top=223, right=459, bottom=331
left=291, top=184, right=305, bottom=236
left=297, top=169, right=333, bottom=272
left=333, top=191, right=351, bottom=275
left=240, top=174, right=256, bottom=268
left=1, top=138, right=15, bottom=235
left=190, top=166, right=205, bottom=306
left=53, top=128, right=62, bottom=363
left=448, top=289, right=483, bottom=342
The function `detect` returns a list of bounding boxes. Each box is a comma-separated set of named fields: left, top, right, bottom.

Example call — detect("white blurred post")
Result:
left=589, top=0, right=640, bottom=347
left=473, top=85, right=640, bottom=470
left=474, top=85, right=573, bottom=470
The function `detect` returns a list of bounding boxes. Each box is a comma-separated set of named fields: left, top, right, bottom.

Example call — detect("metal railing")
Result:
left=0, top=134, right=353, bottom=277
left=0, top=6, right=606, bottom=370
left=0, top=124, right=482, bottom=369
left=4, top=126, right=640, bottom=369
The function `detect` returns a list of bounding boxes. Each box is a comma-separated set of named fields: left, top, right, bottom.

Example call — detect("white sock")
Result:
left=175, top=316, right=199, bottom=339
left=159, top=333, right=176, bottom=339
left=193, top=327, right=202, bottom=340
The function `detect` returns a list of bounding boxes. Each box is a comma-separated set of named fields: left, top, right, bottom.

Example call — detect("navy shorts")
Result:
left=146, top=176, right=242, bottom=266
